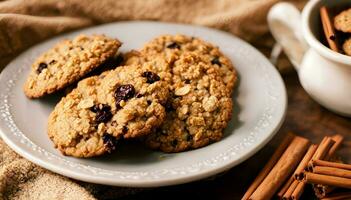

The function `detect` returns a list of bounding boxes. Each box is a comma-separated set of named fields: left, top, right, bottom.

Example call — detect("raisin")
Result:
left=36, top=63, right=47, bottom=74
left=211, top=57, right=222, bottom=66
left=122, top=126, right=128, bottom=134
left=184, top=79, right=191, bottom=84
left=90, top=105, right=99, bottom=113
left=114, top=84, right=135, bottom=100
left=102, top=134, right=118, bottom=153
left=165, top=101, right=174, bottom=112
left=147, top=100, right=152, bottom=105
left=171, top=139, right=178, bottom=147
left=166, top=42, right=180, bottom=49
left=142, top=71, right=160, bottom=84
left=185, top=133, right=192, bottom=141
left=94, top=104, right=112, bottom=124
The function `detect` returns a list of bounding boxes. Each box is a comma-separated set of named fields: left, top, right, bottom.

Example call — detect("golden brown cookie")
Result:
left=48, top=65, right=170, bottom=157
left=136, top=34, right=237, bottom=92
left=144, top=53, right=233, bottom=152
left=334, top=8, right=351, bottom=33
left=24, top=34, right=121, bottom=98
left=343, top=37, right=351, bottom=56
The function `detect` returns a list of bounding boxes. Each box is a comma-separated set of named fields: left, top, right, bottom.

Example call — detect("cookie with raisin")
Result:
left=48, top=65, right=169, bottom=157
left=139, top=34, right=237, bottom=92
left=24, top=34, right=121, bottom=98
left=145, top=53, right=233, bottom=153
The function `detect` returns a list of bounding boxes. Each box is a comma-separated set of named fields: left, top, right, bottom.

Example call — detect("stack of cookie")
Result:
left=334, top=7, right=351, bottom=55
left=24, top=34, right=237, bottom=158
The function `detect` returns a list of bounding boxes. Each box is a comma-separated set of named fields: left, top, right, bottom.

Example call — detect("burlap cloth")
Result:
left=0, top=0, right=305, bottom=199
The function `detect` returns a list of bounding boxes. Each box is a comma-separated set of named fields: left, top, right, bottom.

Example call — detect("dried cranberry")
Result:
left=114, top=84, right=135, bottom=101
left=102, top=134, right=118, bottom=153
left=166, top=42, right=180, bottom=49
left=36, top=63, right=47, bottom=74
left=211, top=57, right=222, bottom=66
left=142, top=71, right=160, bottom=84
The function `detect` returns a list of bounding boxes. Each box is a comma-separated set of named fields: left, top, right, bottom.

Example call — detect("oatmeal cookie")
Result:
left=48, top=65, right=169, bottom=157
left=343, top=37, right=351, bottom=56
left=24, top=34, right=121, bottom=98
left=145, top=53, right=233, bottom=152
left=334, top=8, right=351, bottom=33
left=139, top=34, right=237, bottom=92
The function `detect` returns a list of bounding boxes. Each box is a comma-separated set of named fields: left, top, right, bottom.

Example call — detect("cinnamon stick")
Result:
left=312, top=135, right=344, bottom=198
left=312, top=159, right=351, bottom=170
left=313, top=166, right=351, bottom=179
left=277, top=177, right=294, bottom=198
left=326, top=134, right=344, bottom=160
left=277, top=144, right=317, bottom=198
left=249, top=136, right=310, bottom=200
left=282, top=180, right=298, bottom=200
left=291, top=182, right=305, bottom=200
left=305, top=172, right=351, bottom=189
left=320, top=6, right=339, bottom=52
left=241, top=133, right=295, bottom=200
left=321, top=192, right=351, bottom=200
left=308, top=137, right=335, bottom=171
left=295, top=144, right=318, bottom=180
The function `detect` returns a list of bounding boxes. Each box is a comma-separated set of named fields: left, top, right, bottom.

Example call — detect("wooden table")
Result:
left=123, top=72, right=351, bottom=200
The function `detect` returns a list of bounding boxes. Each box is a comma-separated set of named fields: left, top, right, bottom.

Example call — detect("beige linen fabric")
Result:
left=0, top=0, right=305, bottom=199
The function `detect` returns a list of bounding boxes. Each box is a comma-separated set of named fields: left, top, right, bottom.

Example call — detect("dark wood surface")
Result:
left=121, top=71, right=351, bottom=200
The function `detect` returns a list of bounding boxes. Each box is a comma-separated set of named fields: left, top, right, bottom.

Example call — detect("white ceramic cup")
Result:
left=268, top=0, right=351, bottom=116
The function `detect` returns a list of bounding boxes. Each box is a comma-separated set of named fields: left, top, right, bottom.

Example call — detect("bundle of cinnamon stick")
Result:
left=242, top=133, right=351, bottom=200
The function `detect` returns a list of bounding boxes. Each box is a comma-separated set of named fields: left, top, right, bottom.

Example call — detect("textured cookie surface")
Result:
left=334, top=8, right=351, bottom=33
left=136, top=34, right=237, bottom=92
left=145, top=53, right=233, bottom=152
left=343, top=37, right=351, bottom=56
left=24, top=34, right=121, bottom=98
left=48, top=65, right=169, bottom=157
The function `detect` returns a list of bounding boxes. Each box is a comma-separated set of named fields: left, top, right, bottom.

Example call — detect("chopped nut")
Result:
left=77, top=99, right=94, bottom=109
left=202, top=96, right=218, bottom=112
left=175, top=85, right=191, bottom=96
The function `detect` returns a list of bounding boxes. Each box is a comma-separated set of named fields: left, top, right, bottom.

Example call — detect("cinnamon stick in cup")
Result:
left=249, top=136, right=310, bottom=200
left=320, top=6, right=339, bottom=52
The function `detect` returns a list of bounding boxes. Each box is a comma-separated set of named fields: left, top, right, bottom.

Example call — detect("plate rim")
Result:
left=0, top=21, right=287, bottom=187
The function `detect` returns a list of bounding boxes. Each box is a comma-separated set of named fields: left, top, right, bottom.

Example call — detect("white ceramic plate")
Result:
left=0, top=21, right=286, bottom=187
